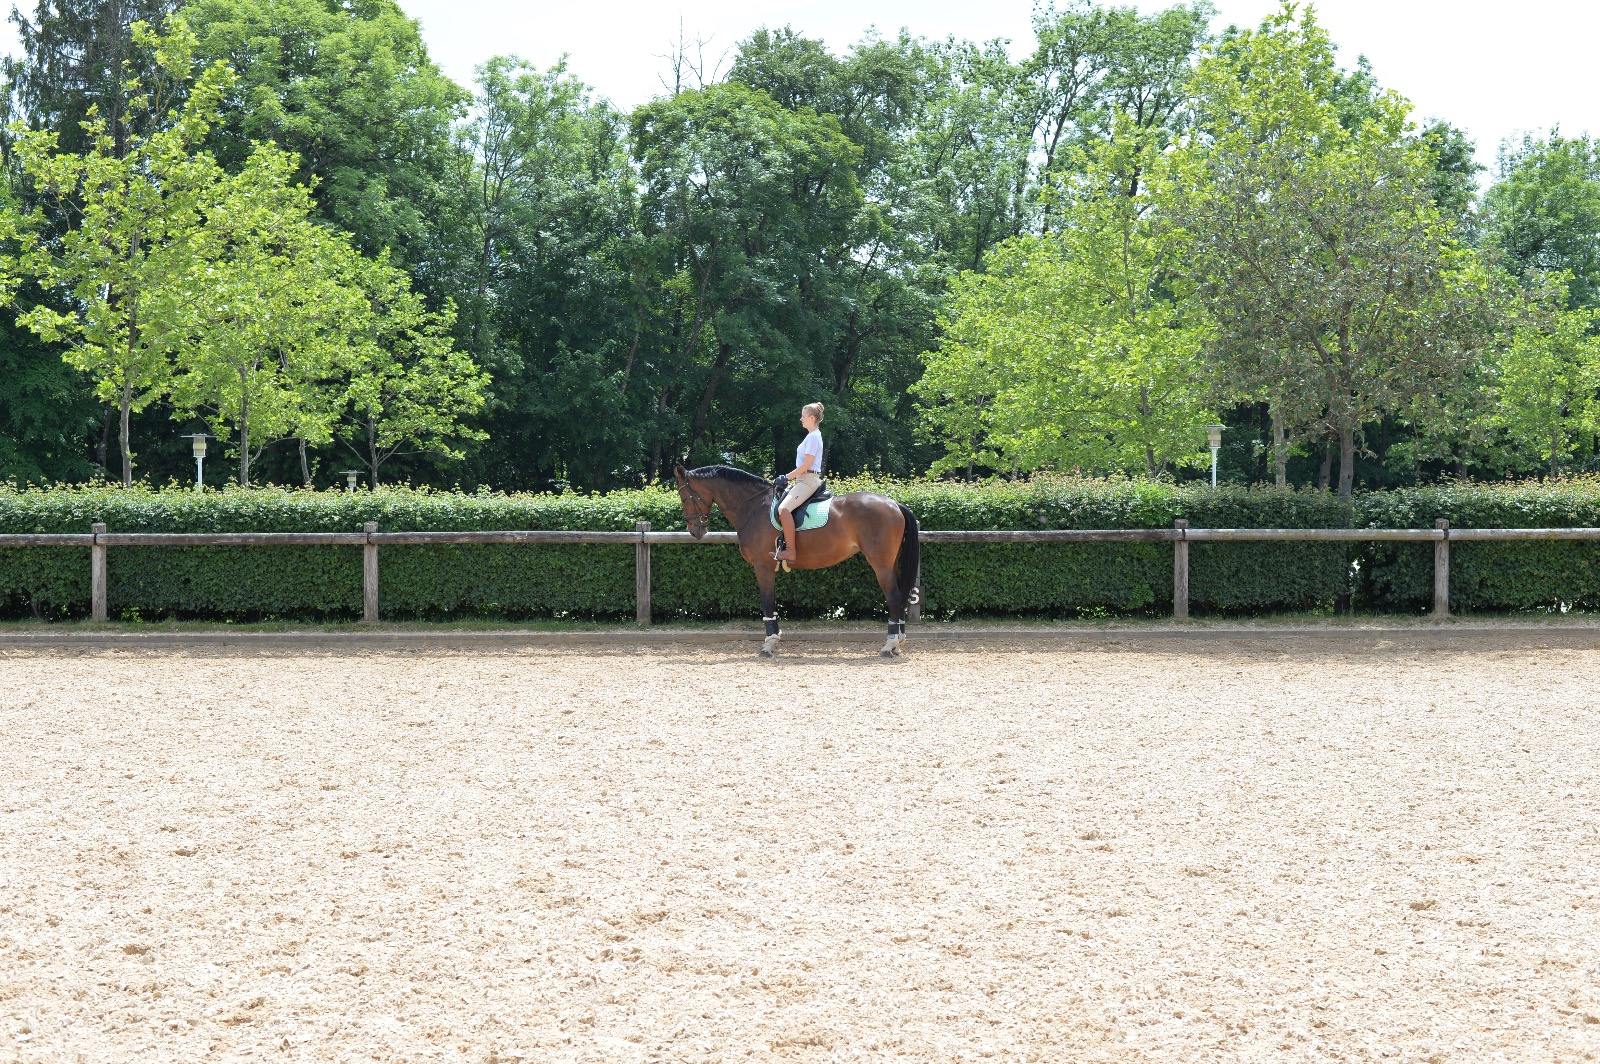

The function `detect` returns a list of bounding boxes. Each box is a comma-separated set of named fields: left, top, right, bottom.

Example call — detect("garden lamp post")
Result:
left=338, top=470, right=360, bottom=493
left=182, top=434, right=213, bottom=492
left=1207, top=424, right=1224, bottom=488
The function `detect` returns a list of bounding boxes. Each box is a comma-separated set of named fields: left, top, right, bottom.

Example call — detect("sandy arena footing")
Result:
left=1, top=631, right=1598, bottom=1061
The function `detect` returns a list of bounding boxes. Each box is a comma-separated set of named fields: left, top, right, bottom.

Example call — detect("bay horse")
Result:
left=673, top=464, right=920, bottom=657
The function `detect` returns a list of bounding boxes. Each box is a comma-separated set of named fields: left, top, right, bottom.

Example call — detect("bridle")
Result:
left=683, top=482, right=712, bottom=534
left=680, top=476, right=775, bottom=533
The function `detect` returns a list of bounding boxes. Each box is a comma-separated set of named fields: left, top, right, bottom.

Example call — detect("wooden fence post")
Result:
left=1434, top=518, right=1450, bottom=619
left=1173, top=519, right=1189, bottom=621
left=90, top=522, right=107, bottom=623
left=636, top=521, right=651, bottom=625
left=362, top=522, right=379, bottom=623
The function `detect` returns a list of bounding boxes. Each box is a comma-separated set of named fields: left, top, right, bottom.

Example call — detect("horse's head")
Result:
left=673, top=465, right=713, bottom=539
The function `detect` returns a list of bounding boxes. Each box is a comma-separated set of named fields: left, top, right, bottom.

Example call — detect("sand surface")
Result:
left=2, top=631, right=1598, bottom=1062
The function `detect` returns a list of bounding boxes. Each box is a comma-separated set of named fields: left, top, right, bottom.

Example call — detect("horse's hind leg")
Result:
left=756, top=564, right=781, bottom=657
left=870, top=557, right=904, bottom=657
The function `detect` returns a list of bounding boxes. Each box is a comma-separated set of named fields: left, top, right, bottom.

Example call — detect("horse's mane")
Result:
left=685, top=464, right=770, bottom=490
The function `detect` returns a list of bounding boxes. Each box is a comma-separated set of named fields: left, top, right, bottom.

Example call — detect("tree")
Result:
left=630, top=81, right=861, bottom=470
left=442, top=56, right=640, bottom=491
left=1482, top=132, right=1600, bottom=309
left=4, top=19, right=232, bottom=485
left=333, top=258, right=488, bottom=485
left=905, top=39, right=1035, bottom=275
left=914, top=128, right=1213, bottom=478
left=184, top=0, right=467, bottom=291
left=1174, top=3, right=1479, bottom=496
left=164, top=147, right=366, bottom=485
left=7, top=0, right=178, bottom=156
left=730, top=28, right=947, bottom=475
left=1418, top=120, right=1482, bottom=233
left=1491, top=273, right=1600, bottom=475
left=1027, top=0, right=1213, bottom=174
left=0, top=312, right=100, bottom=482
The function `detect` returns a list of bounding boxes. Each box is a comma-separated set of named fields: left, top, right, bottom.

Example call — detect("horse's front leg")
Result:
left=755, top=561, right=781, bottom=657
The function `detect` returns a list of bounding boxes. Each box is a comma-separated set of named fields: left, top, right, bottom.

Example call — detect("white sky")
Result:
left=3, top=1, right=1594, bottom=176
left=395, top=0, right=1600, bottom=177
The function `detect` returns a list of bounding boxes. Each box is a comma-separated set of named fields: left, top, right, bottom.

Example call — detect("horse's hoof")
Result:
left=880, top=648, right=895, bottom=658
left=761, top=649, right=775, bottom=658
left=891, top=645, right=904, bottom=656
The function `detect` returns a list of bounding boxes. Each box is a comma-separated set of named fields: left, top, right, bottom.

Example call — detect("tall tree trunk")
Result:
left=119, top=227, right=142, bottom=487
left=1335, top=423, right=1356, bottom=615
left=1552, top=429, right=1561, bottom=478
left=367, top=417, right=380, bottom=486
left=97, top=403, right=113, bottom=474
left=237, top=392, right=251, bottom=486
left=686, top=343, right=733, bottom=456
left=471, top=222, right=496, bottom=355
left=619, top=274, right=645, bottom=397
left=119, top=269, right=140, bottom=487
left=1272, top=405, right=1288, bottom=489
left=1337, top=422, right=1356, bottom=498
left=1140, top=386, right=1156, bottom=480
left=118, top=381, right=133, bottom=487
left=1316, top=434, right=1333, bottom=491
left=299, top=438, right=312, bottom=488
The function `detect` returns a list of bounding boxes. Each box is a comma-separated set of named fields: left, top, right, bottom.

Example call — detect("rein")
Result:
left=684, top=476, right=773, bottom=532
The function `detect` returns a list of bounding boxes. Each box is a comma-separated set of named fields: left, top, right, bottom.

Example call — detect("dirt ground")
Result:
left=2, top=630, right=1598, bottom=1063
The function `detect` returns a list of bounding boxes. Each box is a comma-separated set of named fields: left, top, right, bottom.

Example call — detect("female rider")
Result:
left=774, top=402, right=825, bottom=563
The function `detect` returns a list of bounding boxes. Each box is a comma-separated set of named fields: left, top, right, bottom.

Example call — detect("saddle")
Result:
left=770, top=477, right=833, bottom=533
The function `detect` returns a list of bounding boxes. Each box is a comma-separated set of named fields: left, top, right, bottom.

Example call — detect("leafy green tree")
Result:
left=1491, top=273, right=1600, bottom=475
left=0, top=313, right=100, bottom=482
left=441, top=56, right=639, bottom=490
left=1482, top=132, right=1600, bottom=308
left=5, top=0, right=186, bottom=479
left=164, top=147, right=367, bottom=485
left=906, top=39, right=1035, bottom=275
left=1382, top=248, right=1512, bottom=479
left=1418, top=120, right=1482, bottom=232
left=1174, top=3, right=1479, bottom=496
left=1027, top=0, right=1213, bottom=172
left=915, top=128, right=1213, bottom=478
left=333, top=259, right=488, bottom=485
left=630, top=81, right=862, bottom=470
left=158, top=139, right=487, bottom=487
left=3, top=20, right=232, bottom=485
left=184, top=0, right=467, bottom=288
left=729, top=28, right=946, bottom=475
left=7, top=0, right=177, bottom=156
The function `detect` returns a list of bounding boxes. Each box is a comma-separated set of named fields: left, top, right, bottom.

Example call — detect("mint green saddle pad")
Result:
left=770, top=496, right=832, bottom=531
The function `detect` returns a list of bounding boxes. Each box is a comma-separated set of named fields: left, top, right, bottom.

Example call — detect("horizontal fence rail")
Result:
left=7, top=519, right=1600, bottom=624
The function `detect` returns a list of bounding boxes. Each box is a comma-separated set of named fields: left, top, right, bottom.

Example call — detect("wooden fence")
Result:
left=8, top=518, right=1600, bottom=624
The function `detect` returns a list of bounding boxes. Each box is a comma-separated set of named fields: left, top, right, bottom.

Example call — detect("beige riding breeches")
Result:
left=778, top=472, right=822, bottom=514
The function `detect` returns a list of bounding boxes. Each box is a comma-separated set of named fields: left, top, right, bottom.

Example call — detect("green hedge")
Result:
left=3, top=477, right=1599, bottom=620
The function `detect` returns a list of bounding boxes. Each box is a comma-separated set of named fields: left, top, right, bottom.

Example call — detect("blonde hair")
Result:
left=803, top=402, right=825, bottom=423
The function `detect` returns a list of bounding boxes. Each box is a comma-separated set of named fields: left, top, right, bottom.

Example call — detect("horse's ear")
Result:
left=672, top=464, right=687, bottom=485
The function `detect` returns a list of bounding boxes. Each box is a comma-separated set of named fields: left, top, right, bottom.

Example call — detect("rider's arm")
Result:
left=790, top=453, right=815, bottom=478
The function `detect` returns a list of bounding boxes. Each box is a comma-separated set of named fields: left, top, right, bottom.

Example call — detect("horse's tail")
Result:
left=896, top=503, right=921, bottom=614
